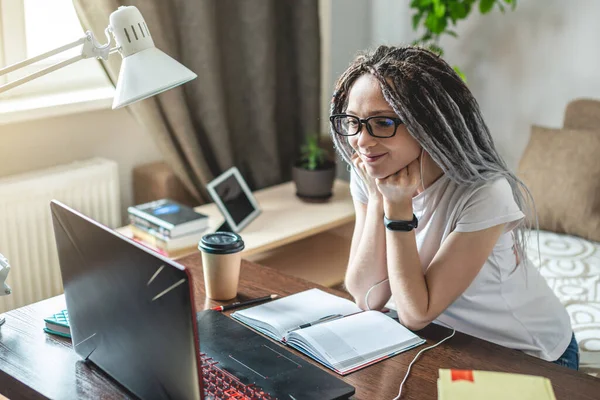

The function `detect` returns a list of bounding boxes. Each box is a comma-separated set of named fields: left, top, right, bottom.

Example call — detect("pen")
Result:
left=212, top=294, right=279, bottom=311
left=290, top=314, right=344, bottom=332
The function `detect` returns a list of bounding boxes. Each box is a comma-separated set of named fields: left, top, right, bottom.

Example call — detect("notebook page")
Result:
left=287, top=310, right=424, bottom=373
left=231, top=289, right=361, bottom=340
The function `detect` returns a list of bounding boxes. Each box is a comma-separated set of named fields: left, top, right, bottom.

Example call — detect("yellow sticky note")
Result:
left=437, top=369, right=556, bottom=400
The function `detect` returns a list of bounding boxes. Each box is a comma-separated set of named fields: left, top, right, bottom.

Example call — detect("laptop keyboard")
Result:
left=201, top=353, right=275, bottom=400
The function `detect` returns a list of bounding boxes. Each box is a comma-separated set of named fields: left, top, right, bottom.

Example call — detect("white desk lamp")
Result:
left=0, top=6, right=196, bottom=326
left=0, top=253, right=11, bottom=326
left=0, top=5, right=197, bottom=109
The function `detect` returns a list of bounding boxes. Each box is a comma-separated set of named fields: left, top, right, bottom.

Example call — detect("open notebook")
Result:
left=231, top=288, right=425, bottom=375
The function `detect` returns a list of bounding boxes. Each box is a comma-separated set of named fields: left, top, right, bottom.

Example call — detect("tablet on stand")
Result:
left=206, top=167, right=261, bottom=233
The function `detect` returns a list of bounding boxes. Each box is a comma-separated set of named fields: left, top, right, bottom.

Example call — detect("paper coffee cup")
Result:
left=198, top=232, right=245, bottom=300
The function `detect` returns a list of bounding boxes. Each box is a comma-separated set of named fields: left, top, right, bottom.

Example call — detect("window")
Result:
left=0, top=0, right=112, bottom=103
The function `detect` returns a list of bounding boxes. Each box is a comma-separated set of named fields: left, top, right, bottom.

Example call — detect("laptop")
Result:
left=50, top=200, right=355, bottom=400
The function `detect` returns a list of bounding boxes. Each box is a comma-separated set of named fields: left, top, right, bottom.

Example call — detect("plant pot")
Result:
left=292, top=161, right=336, bottom=202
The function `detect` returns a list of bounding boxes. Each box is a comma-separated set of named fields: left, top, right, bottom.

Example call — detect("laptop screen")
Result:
left=50, top=200, right=202, bottom=400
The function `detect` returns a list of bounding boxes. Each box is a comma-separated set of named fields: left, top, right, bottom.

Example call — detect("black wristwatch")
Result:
left=383, top=214, right=419, bottom=232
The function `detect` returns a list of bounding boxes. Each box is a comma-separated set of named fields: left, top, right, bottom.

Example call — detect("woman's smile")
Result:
left=362, top=152, right=387, bottom=163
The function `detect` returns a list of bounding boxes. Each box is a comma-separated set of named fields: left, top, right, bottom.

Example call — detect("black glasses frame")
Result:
left=329, top=114, right=403, bottom=138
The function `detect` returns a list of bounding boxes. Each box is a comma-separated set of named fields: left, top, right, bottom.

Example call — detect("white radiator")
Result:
left=0, top=158, right=120, bottom=313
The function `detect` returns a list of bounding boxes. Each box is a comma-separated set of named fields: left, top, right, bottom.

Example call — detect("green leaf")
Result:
left=412, top=12, right=424, bottom=30
left=434, top=3, right=446, bottom=18
left=464, top=2, right=472, bottom=15
left=449, top=2, right=467, bottom=19
left=436, top=17, right=447, bottom=33
left=479, top=0, right=495, bottom=14
left=425, top=12, right=439, bottom=32
left=445, top=30, right=458, bottom=38
left=453, top=65, right=467, bottom=82
left=299, top=134, right=330, bottom=170
left=425, top=12, right=446, bottom=34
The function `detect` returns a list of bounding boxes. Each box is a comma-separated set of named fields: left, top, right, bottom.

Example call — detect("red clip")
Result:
left=451, top=369, right=474, bottom=382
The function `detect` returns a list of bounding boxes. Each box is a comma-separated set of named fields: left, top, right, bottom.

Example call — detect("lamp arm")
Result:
left=0, top=28, right=117, bottom=95
left=0, top=54, right=84, bottom=94
left=0, top=37, right=85, bottom=77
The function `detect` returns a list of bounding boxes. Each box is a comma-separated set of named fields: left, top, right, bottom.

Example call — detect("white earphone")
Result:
left=364, top=149, right=457, bottom=398
left=419, top=148, right=426, bottom=192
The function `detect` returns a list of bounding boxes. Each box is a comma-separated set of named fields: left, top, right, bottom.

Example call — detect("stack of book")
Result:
left=127, top=199, right=209, bottom=258
left=44, top=309, right=70, bottom=338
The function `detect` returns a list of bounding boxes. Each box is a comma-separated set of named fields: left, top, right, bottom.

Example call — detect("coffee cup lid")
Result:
left=198, top=232, right=245, bottom=255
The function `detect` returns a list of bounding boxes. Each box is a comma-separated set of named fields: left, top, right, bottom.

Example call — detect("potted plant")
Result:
left=292, top=134, right=336, bottom=201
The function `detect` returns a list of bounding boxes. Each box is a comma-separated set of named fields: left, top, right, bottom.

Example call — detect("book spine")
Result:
left=129, top=235, right=194, bottom=258
left=127, top=206, right=175, bottom=231
left=130, top=221, right=171, bottom=241
left=130, top=225, right=167, bottom=249
left=128, top=214, right=174, bottom=238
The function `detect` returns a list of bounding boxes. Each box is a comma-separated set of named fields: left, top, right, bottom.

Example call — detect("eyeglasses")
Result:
left=329, top=114, right=403, bottom=138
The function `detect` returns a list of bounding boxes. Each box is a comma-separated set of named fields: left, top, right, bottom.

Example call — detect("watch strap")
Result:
left=384, top=214, right=418, bottom=231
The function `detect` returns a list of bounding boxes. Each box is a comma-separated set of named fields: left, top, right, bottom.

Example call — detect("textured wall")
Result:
left=441, top=0, right=600, bottom=169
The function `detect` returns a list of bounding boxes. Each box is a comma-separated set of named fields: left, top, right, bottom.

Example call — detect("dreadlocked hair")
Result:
left=330, top=45, right=538, bottom=263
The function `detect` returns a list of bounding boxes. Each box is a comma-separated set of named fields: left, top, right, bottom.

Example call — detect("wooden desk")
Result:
left=1, top=253, right=598, bottom=399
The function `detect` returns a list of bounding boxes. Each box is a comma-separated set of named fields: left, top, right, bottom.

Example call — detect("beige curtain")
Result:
left=73, top=0, right=320, bottom=202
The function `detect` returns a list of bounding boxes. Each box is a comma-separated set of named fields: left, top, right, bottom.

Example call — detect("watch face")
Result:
left=386, top=221, right=413, bottom=231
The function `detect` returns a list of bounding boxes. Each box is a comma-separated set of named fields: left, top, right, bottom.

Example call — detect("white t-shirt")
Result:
left=350, top=170, right=572, bottom=361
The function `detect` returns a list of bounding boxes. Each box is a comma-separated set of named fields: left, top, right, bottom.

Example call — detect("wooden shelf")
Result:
left=115, top=179, right=357, bottom=283
left=193, top=179, right=355, bottom=256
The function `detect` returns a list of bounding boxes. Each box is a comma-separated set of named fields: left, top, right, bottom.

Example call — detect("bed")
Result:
left=527, top=230, right=600, bottom=377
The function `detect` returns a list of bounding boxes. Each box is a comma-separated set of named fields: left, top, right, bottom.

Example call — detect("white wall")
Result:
left=0, top=108, right=163, bottom=223
left=325, top=0, right=600, bottom=173
left=322, top=0, right=373, bottom=180
left=440, top=0, right=600, bottom=168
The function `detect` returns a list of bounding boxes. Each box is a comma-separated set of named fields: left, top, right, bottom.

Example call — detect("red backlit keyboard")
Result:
left=200, top=353, right=275, bottom=400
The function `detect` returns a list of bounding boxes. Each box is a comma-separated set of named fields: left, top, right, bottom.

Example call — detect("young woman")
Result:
left=330, top=45, right=578, bottom=370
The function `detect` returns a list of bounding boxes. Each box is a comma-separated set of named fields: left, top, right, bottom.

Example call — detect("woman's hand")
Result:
left=376, top=158, right=421, bottom=220
left=352, top=152, right=382, bottom=201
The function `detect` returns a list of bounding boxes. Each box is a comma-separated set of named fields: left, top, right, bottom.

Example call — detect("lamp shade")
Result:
left=108, top=6, right=196, bottom=109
